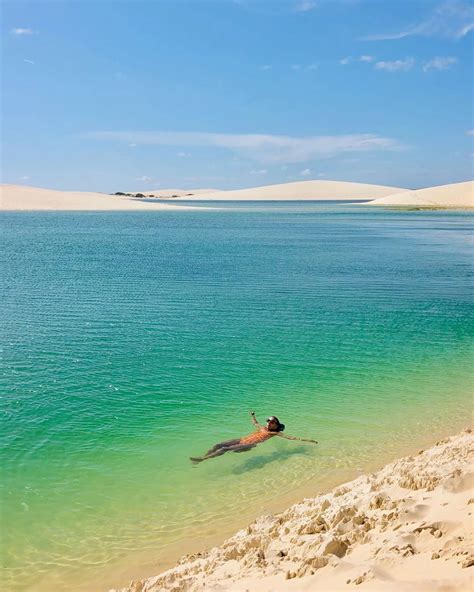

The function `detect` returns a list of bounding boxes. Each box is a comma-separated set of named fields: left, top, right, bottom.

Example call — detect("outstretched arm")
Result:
left=249, top=411, right=263, bottom=428
left=277, top=433, right=318, bottom=444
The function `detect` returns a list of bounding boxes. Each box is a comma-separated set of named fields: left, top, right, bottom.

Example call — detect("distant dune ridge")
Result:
left=364, top=181, right=474, bottom=208
left=168, top=180, right=406, bottom=201
left=132, top=188, right=223, bottom=197
left=114, top=430, right=474, bottom=592
left=1, top=180, right=473, bottom=210
left=0, top=185, right=196, bottom=211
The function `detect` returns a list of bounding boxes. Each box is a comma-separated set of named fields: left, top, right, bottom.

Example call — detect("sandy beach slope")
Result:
left=0, top=185, right=198, bottom=211
left=364, top=181, right=474, bottom=208
left=167, top=180, right=406, bottom=201
left=115, top=430, right=474, bottom=592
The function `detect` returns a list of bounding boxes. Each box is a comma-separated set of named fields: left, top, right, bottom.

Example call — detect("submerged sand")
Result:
left=115, top=430, right=474, bottom=592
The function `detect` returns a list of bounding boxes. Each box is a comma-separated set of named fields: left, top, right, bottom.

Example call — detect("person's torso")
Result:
left=240, top=429, right=276, bottom=445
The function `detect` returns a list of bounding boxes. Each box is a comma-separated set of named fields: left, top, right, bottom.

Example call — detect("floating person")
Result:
left=190, top=411, right=318, bottom=464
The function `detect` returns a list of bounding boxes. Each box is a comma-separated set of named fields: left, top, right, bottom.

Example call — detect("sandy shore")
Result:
left=0, top=185, right=198, bottom=211
left=3, top=180, right=472, bottom=210
left=364, top=181, right=474, bottom=209
left=114, top=429, right=473, bottom=592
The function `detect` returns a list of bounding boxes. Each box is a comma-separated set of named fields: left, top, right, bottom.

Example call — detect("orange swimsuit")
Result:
left=240, top=429, right=277, bottom=445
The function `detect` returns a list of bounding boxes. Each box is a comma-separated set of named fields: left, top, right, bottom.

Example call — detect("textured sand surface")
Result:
left=364, top=181, right=474, bottom=208
left=0, top=185, right=197, bottom=211
left=115, top=430, right=474, bottom=592
left=167, top=180, right=406, bottom=201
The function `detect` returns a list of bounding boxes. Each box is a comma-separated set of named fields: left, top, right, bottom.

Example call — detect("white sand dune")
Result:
left=115, top=430, right=474, bottom=592
left=0, top=185, right=197, bottom=211
left=169, top=180, right=406, bottom=201
left=130, top=188, right=223, bottom=198
left=364, top=181, right=474, bottom=208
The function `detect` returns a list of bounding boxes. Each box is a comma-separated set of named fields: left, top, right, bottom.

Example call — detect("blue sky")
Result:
left=2, top=0, right=473, bottom=191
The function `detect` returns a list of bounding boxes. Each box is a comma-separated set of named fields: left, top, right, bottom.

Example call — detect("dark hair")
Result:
left=267, top=416, right=285, bottom=432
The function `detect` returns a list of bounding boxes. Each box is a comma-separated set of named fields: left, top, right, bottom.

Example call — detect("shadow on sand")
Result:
left=231, top=445, right=310, bottom=475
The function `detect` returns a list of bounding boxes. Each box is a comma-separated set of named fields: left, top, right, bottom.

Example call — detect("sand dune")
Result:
left=0, top=185, right=196, bottom=211
left=364, top=181, right=474, bottom=208
left=130, top=188, right=223, bottom=198
left=115, top=430, right=474, bottom=592
left=169, top=180, right=406, bottom=201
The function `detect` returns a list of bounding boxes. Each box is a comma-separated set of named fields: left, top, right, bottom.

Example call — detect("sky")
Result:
left=2, top=0, right=473, bottom=192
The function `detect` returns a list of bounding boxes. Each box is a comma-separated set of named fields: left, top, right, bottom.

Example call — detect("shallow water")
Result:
left=1, top=203, right=473, bottom=591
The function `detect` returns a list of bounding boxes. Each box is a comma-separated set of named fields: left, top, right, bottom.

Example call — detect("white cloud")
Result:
left=84, top=130, right=402, bottom=165
left=11, top=27, right=35, bottom=35
left=340, top=55, right=375, bottom=65
left=361, top=0, right=474, bottom=41
left=300, top=168, right=312, bottom=176
left=422, top=56, right=458, bottom=71
left=260, top=65, right=272, bottom=71
left=307, top=63, right=319, bottom=70
left=250, top=169, right=268, bottom=175
left=295, top=1, right=318, bottom=12
left=135, top=175, right=152, bottom=182
left=23, top=59, right=35, bottom=65
left=291, top=64, right=302, bottom=70
left=19, top=175, right=30, bottom=180
left=317, top=172, right=326, bottom=177
left=177, top=151, right=191, bottom=157
left=466, top=130, right=474, bottom=136
left=374, top=58, right=415, bottom=72
left=129, top=143, right=137, bottom=147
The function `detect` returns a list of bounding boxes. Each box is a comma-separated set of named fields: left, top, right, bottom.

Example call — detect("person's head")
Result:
left=266, top=416, right=285, bottom=432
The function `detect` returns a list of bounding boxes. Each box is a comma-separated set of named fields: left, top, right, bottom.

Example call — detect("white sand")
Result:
left=115, top=430, right=474, bottom=592
left=130, top=189, right=223, bottom=198
left=167, top=180, right=406, bottom=201
left=364, top=181, right=474, bottom=208
left=0, top=185, right=197, bottom=211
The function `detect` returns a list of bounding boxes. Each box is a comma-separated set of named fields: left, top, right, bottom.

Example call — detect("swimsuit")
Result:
left=240, top=429, right=277, bottom=445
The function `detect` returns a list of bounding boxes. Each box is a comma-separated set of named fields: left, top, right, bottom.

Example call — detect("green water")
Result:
left=1, top=203, right=473, bottom=591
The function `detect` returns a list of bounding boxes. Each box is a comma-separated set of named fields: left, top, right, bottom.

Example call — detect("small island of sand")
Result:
left=114, top=430, right=473, bottom=592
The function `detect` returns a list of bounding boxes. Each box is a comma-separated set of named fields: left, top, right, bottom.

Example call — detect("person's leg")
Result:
left=203, top=439, right=240, bottom=457
left=190, top=445, right=234, bottom=463
left=229, top=444, right=256, bottom=454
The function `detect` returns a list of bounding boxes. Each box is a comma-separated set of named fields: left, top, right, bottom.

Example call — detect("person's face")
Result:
left=266, top=418, right=278, bottom=431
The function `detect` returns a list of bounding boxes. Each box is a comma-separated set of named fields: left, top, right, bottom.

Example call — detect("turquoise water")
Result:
left=1, top=203, right=473, bottom=591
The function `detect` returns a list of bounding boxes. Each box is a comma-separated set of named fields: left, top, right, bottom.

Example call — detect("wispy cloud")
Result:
left=300, top=168, right=312, bottom=176
left=23, top=59, right=35, bottom=65
left=250, top=169, right=268, bottom=175
left=260, top=64, right=272, bottom=71
left=295, top=1, right=318, bottom=12
left=361, top=0, right=474, bottom=41
left=83, top=130, right=402, bottom=165
left=177, top=151, right=192, bottom=157
left=135, top=175, right=152, bottom=182
left=374, top=58, right=415, bottom=72
left=340, top=55, right=375, bottom=65
left=422, top=56, right=458, bottom=71
left=466, top=129, right=474, bottom=136
left=11, top=27, right=36, bottom=35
